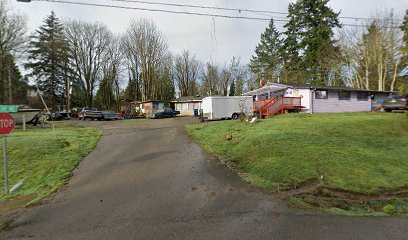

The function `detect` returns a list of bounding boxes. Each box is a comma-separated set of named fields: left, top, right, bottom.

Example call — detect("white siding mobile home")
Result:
left=243, top=83, right=392, bottom=114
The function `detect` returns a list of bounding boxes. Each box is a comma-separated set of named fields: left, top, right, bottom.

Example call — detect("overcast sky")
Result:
left=7, top=0, right=408, bottom=65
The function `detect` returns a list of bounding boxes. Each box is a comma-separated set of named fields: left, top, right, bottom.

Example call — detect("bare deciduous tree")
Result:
left=174, top=50, right=201, bottom=97
left=200, top=61, right=220, bottom=96
left=338, top=10, right=403, bottom=91
left=0, top=0, right=27, bottom=104
left=123, top=19, right=170, bottom=101
left=65, top=20, right=112, bottom=107
left=96, top=36, right=123, bottom=111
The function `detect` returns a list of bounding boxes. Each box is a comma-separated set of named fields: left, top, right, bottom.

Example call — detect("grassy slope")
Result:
left=0, top=124, right=101, bottom=206
left=187, top=113, right=408, bottom=194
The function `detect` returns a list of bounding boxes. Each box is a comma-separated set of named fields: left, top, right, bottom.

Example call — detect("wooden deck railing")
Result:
left=254, top=97, right=302, bottom=117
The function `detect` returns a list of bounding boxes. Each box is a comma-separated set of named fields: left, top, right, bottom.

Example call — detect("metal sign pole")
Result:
left=3, top=136, right=8, bottom=195
left=23, top=114, right=26, bottom=131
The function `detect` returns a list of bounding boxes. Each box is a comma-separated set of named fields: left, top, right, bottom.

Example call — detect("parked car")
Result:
left=152, top=108, right=180, bottom=118
left=383, top=95, right=408, bottom=112
left=101, top=111, right=119, bottom=120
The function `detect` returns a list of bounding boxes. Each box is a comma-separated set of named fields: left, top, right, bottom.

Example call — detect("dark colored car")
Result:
left=153, top=108, right=180, bottom=118
left=383, top=95, right=408, bottom=112
left=101, top=111, right=118, bottom=120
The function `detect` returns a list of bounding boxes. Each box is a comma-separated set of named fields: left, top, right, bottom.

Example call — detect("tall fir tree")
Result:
left=281, top=0, right=341, bottom=85
left=229, top=79, right=235, bottom=96
left=249, top=19, right=282, bottom=82
left=279, top=2, right=305, bottom=83
left=26, top=11, right=71, bottom=107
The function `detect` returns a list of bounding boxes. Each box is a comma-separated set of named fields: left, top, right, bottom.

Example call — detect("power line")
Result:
left=37, top=0, right=275, bottom=21
left=101, top=0, right=403, bottom=22
left=107, top=0, right=286, bottom=15
left=32, top=0, right=402, bottom=28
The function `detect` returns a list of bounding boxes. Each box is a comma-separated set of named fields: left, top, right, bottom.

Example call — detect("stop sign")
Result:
left=0, top=113, right=15, bottom=135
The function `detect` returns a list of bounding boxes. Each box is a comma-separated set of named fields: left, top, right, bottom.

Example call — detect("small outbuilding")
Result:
left=243, top=83, right=393, bottom=114
left=128, top=100, right=165, bottom=118
left=171, top=96, right=204, bottom=116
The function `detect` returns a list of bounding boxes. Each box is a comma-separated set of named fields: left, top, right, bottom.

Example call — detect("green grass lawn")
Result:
left=187, top=112, right=408, bottom=214
left=0, top=124, right=101, bottom=208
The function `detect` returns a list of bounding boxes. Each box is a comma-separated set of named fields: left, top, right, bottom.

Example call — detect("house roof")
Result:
left=129, top=100, right=165, bottom=104
left=242, top=84, right=287, bottom=96
left=172, top=96, right=205, bottom=102
left=243, top=82, right=395, bottom=96
left=281, top=83, right=394, bottom=93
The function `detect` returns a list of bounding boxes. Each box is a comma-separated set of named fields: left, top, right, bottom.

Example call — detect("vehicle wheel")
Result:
left=385, top=108, right=392, bottom=112
left=82, top=117, right=86, bottom=121
left=232, top=113, right=238, bottom=119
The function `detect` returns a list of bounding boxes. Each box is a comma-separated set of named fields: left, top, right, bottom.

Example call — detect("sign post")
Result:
left=0, top=113, right=15, bottom=195
left=3, top=137, right=8, bottom=194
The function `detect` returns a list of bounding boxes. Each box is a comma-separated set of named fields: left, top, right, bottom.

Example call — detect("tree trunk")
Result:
left=8, top=63, right=12, bottom=104
left=0, top=57, right=3, bottom=103
left=390, top=63, right=398, bottom=92
left=378, top=59, right=383, bottom=91
left=382, top=54, right=388, bottom=91
left=365, top=65, right=369, bottom=90
left=65, top=62, right=71, bottom=110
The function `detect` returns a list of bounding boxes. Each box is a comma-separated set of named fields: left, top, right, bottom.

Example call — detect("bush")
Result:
left=382, top=204, right=396, bottom=215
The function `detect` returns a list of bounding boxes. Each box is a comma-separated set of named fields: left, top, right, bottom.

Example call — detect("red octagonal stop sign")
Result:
left=0, top=113, right=15, bottom=135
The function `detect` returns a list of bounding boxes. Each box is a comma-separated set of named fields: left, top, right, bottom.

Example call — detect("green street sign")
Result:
left=0, top=105, right=19, bottom=113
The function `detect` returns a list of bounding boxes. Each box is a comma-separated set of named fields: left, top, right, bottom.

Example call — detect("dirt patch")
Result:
left=0, top=195, right=35, bottom=213
left=207, top=191, right=216, bottom=200
left=281, top=178, right=321, bottom=198
left=287, top=184, right=408, bottom=214
left=317, top=187, right=408, bottom=202
left=0, top=195, right=36, bottom=231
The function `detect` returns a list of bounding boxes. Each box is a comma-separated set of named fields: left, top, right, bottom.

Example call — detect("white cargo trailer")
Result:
left=201, top=96, right=253, bottom=120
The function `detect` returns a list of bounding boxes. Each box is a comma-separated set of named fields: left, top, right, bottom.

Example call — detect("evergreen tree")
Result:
left=281, top=0, right=341, bottom=85
left=26, top=11, right=70, bottom=107
left=229, top=79, right=235, bottom=96
left=0, top=54, right=28, bottom=104
left=249, top=19, right=282, bottom=82
left=279, top=2, right=306, bottom=83
left=95, top=77, right=115, bottom=110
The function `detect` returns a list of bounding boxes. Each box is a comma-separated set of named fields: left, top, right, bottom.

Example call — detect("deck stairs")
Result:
left=254, top=97, right=302, bottom=118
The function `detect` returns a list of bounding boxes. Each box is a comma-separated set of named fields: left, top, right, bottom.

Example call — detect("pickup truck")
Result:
left=78, top=108, right=103, bottom=120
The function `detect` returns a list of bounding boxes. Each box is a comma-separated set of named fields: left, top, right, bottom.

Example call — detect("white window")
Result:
left=175, top=103, right=182, bottom=111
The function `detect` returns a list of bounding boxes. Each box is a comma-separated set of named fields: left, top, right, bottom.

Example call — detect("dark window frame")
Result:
left=338, top=91, right=351, bottom=100
left=315, top=90, right=328, bottom=99
left=357, top=92, right=369, bottom=101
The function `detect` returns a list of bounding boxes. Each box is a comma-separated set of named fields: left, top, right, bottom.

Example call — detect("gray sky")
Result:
left=7, top=0, right=408, bottom=65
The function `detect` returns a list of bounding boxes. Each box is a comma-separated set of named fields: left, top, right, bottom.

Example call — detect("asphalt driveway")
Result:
left=1, top=118, right=407, bottom=239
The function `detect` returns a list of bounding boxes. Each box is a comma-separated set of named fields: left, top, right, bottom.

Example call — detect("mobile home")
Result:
left=243, top=83, right=392, bottom=114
